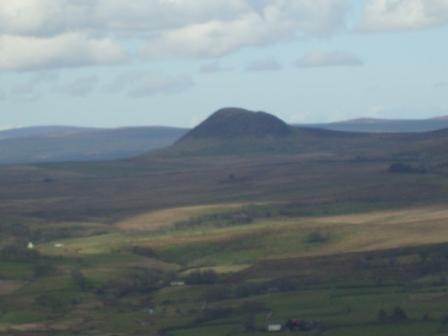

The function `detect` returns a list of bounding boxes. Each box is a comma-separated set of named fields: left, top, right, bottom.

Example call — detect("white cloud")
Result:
left=0, top=33, right=127, bottom=71
left=0, top=0, right=352, bottom=70
left=140, top=0, right=351, bottom=59
left=105, top=71, right=194, bottom=97
left=296, top=50, right=364, bottom=67
left=360, top=0, right=448, bottom=32
left=246, top=58, right=282, bottom=72
left=0, top=0, right=251, bottom=37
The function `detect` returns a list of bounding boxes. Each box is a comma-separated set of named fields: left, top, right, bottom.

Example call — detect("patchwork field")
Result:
left=3, top=201, right=448, bottom=335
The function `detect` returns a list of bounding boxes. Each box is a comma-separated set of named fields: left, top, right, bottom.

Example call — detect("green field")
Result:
left=3, top=201, right=448, bottom=335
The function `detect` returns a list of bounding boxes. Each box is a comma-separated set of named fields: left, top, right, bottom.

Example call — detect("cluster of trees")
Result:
left=175, top=212, right=254, bottom=230
left=377, top=306, right=408, bottom=323
left=97, top=268, right=170, bottom=298
left=203, top=277, right=299, bottom=302
left=130, top=246, right=158, bottom=258
left=285, top=319, right=322, bottom=332
left=0, top=244, right=58, bottom=279
left=185, top=270, right=218, bottom=285
left=0, top=244, right=40, bottom=262
left=388, top=163, right=427, bottom=174
left=305, top=232, right=329, bottom=244
left=71, top=269, right=91, bottom=291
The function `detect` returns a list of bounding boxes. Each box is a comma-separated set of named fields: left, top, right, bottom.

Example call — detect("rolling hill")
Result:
left=302, top=116, right=448, bottom=133
left=0, top=126, right=187, bottom=165
left=0, top=126, right=95, bottom=140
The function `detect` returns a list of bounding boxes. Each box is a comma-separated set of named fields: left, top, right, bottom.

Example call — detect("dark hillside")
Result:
left=179, top=107, right=292, bottom=140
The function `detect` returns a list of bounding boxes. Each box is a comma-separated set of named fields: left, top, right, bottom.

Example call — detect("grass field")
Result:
left=3, top=201, right=448, bottom=335
left=38, top=204, right=448, bottom=264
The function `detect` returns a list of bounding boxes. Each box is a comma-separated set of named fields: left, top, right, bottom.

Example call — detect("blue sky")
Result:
left=0, top=0, right=447, bottom=129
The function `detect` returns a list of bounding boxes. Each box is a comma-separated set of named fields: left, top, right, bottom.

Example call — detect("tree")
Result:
left=377, top=309, right=387, bottom=323
left=391, top=306, right=407, bottom=322
left=33, top=260, right=55, bottom=278
left=185, top=270, right=218, bottom=285
left=306, top=232, right=328, bottom=244
left=71, top=269, right=90, bottom=291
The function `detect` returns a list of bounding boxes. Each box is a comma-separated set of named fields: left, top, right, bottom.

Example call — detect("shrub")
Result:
left=306, top=232, right=329, bottom=244
left=391, top=306, right=408, bottom=322
left=71, top=269, right=91, bottom=291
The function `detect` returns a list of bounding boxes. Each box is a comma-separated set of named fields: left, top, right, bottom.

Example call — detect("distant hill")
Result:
left=432, top=115, right=448, bottom=121
left=168, top=108, right=295, bottom=156
left=0, top=126, right=187, bottom=165
left=0, top=126, right=94, bottom=140
left=301, top=117, right=448, bottom=133
left=153, top=108, right=448, bottom=160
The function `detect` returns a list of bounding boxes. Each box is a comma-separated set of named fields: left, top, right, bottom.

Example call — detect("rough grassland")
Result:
left=116, top=203, right=248, bottom=231
left=39, top=204, right=448, bottom=266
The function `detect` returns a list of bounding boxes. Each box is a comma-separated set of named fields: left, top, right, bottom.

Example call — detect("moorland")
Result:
left=2, top=108, right=448, bottom=336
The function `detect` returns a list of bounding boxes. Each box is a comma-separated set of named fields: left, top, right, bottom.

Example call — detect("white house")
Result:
left=268, top=324, right=283, bottom=332
left=267, top=324, right=282, bottom=332
left=27, top=242, right=34, bottom=249
left=170, top=281, right=185, bottom=287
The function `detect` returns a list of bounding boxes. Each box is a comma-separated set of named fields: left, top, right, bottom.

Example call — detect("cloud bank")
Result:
left=0, top=0, right=351, bottom=71
left=360, top=0, right=448, bottom=32
left=1, top=0, right=447, bottom=71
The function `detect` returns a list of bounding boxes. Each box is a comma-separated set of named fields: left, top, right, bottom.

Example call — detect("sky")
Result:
left=0, top=0, right=447, bottom=129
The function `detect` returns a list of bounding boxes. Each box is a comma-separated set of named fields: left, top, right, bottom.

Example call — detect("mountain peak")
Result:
left=181, top=107, right=292, bottom=140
